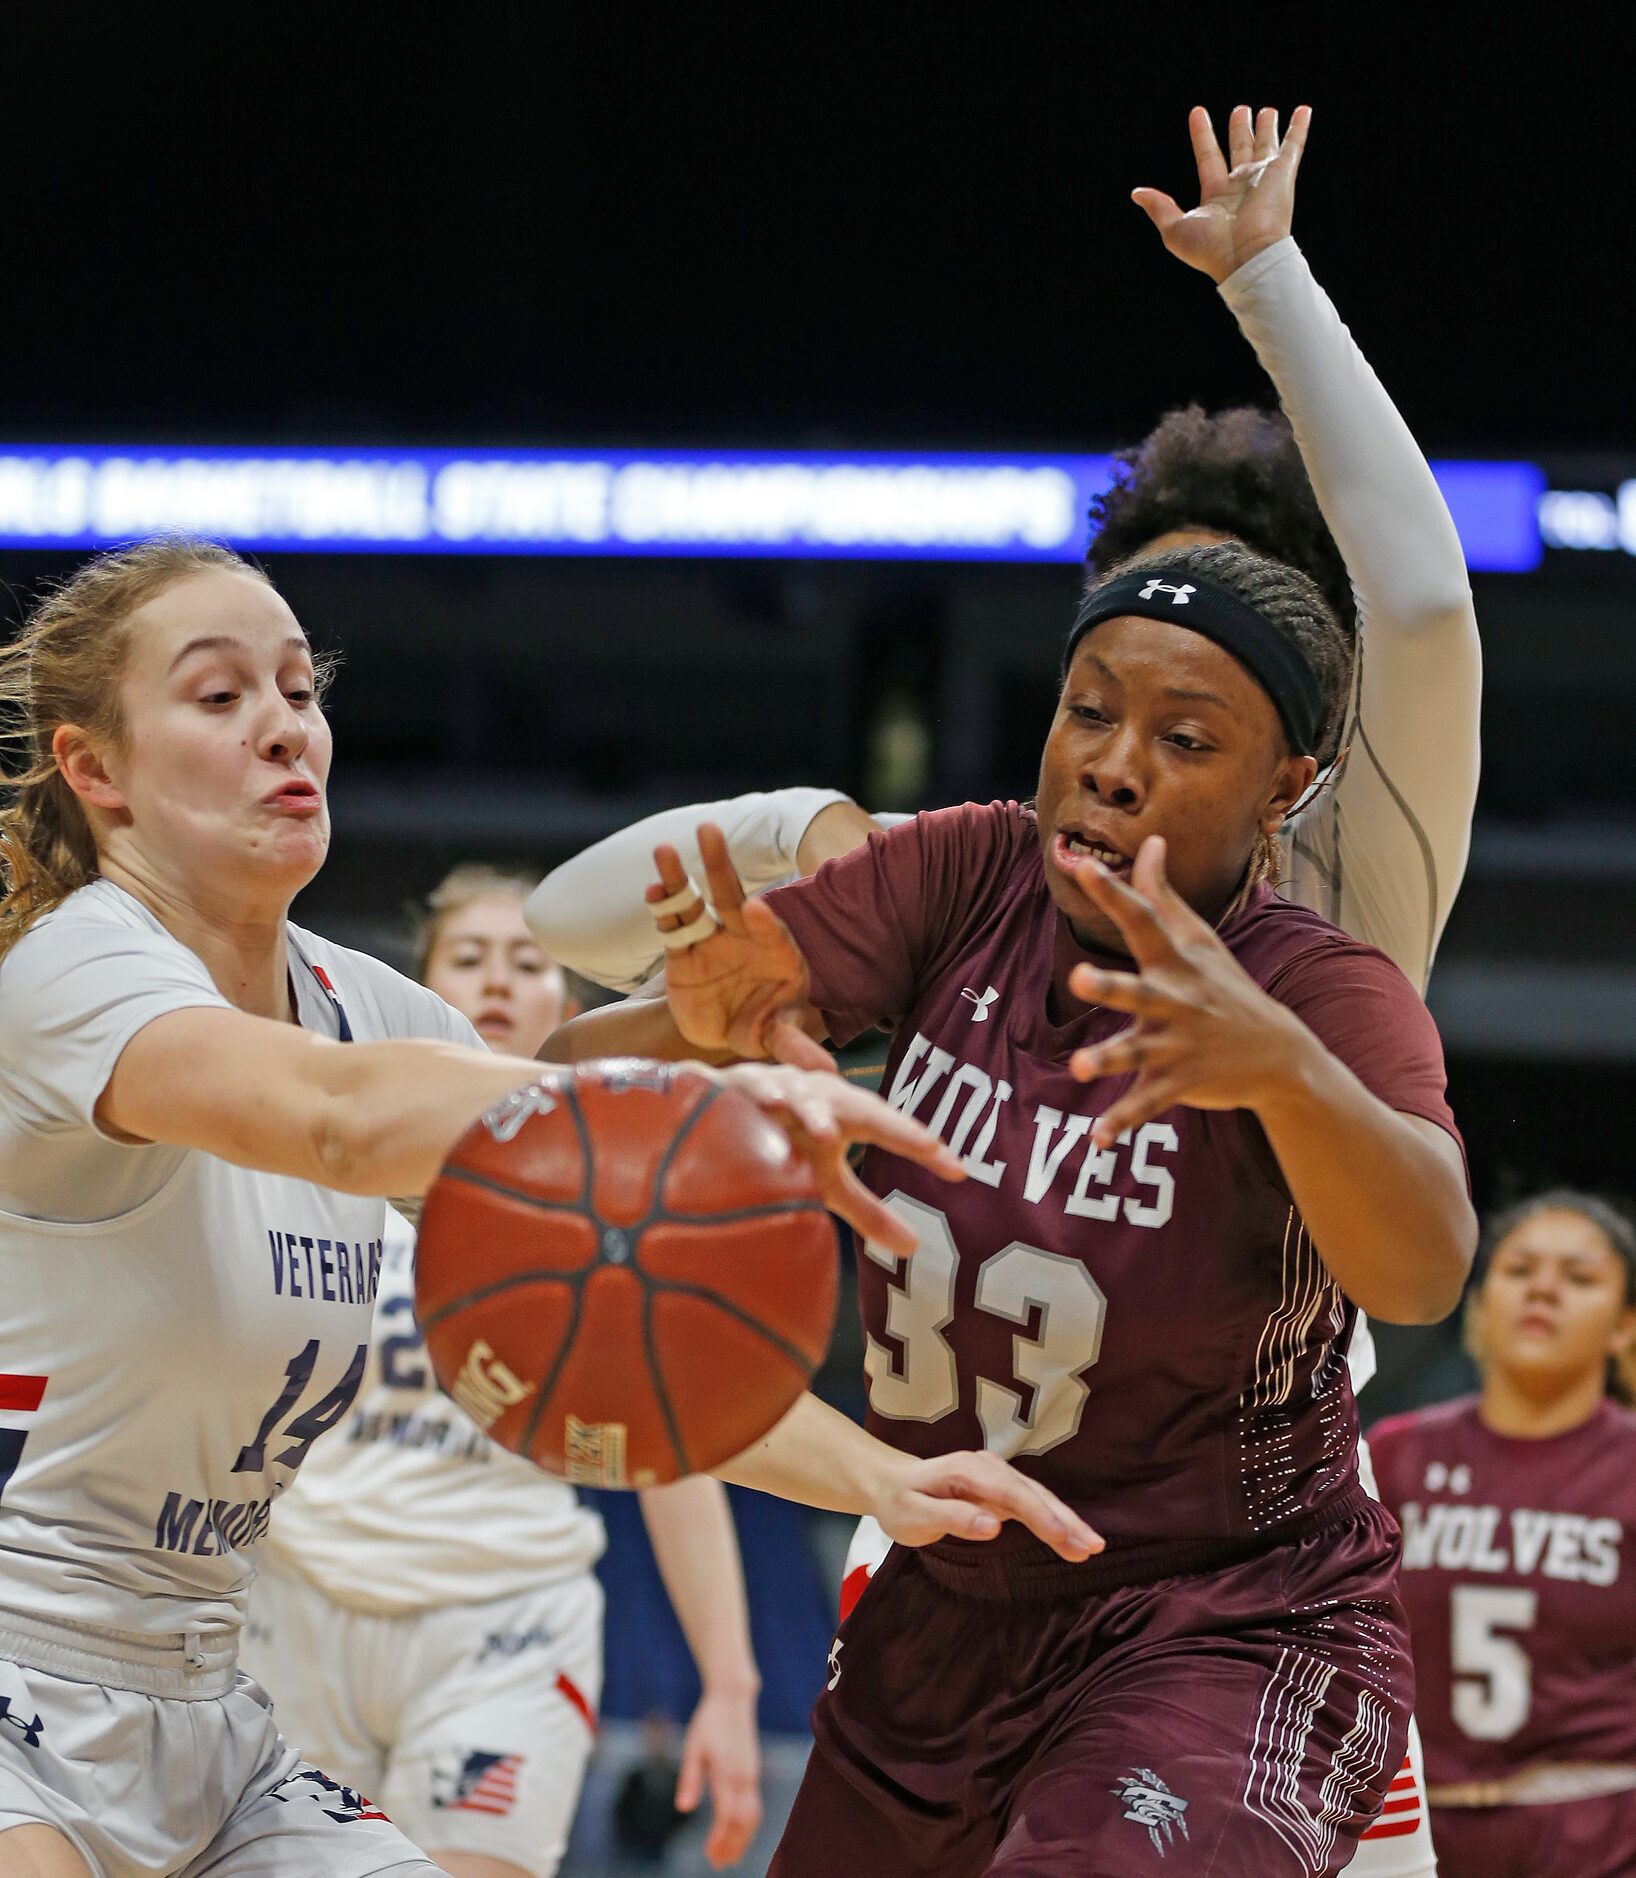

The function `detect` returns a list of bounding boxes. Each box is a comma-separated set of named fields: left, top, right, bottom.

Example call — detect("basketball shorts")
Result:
left=779, top=1495, right=1413, bottom=1878
left=243, top=1562, right=602, bottom=1878
left=1341, top=1719, right=1437, bottom=1875
left=1427, top=1789, right=1636, bottom=1878
left=0, top=1612, right=436, bottom=1876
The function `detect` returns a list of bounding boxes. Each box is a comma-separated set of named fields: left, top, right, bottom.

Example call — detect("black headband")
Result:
left=1064, top=568, right=1326, bottom=758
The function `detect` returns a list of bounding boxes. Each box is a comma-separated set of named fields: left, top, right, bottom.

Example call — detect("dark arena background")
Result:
left=1, top=11, right=1630, bottom=1873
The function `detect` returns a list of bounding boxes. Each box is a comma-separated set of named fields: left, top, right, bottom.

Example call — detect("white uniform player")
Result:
left=0, top=881, right=466, bottom=1875
left=243, top=1206, right=608, bottom=1874
left=526, top=230, right=1478, bottom=1877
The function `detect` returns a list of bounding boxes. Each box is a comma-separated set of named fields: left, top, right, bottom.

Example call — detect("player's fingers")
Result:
left=1092, top=1075, right=1188, bottom=1147
left=1227, top=103, right=1254, bottom=169
left=767, top=1015, right=838, bottom=1073
left=1130, top=187, right=1184, bottom=234
left=1131, top=836, right=1213, bottom=944
left=832, top=1092, right=966, bottom=1182
left=1066, top=961, right=1174, bottom=1018
left=824, top=1158, right=922, bottom=1255
left=1283, top=102, right=1312, bottom=170
left=1254, top=104, right=1280, bottom=164
left=1064, top=855, right=1179, bottom=967
left=651, top=842, right=694, bottom=902
left=696, top=822, right=750, bottom=927
left=1187, top=103, right=1228, bottom=194
left=943, top=1454, right=1102, bottom=1558
left=675, top=1739, right=705, bottom=1813
left=1068, top=1028, right=1178, bottom=1084
left=707, top=1773, right=762, bottom=1866
left=902, top=1489, right=1001, bottom=1543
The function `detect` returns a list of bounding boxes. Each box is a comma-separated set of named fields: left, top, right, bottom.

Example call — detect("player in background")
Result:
left=0, top=539, right=1092, bottom=1878
left=243, top=866, right=764, bottom=1878
left=548, top=538, right=1477, bottom=1873
left=525, top=106, right=1476, bottom=1874
left=1369, top=1194, right=1636, bottom=1878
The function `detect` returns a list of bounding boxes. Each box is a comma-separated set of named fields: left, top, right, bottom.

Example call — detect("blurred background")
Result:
left=2, top=9, right=1630, bottom=1871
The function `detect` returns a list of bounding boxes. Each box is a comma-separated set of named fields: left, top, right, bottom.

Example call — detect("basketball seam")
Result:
left=646, top=1076, right=723, bottom=1216
left=520, top=1274, right=591, bottom=1459
left=416, top=1202, right=830, bottom=1326
left=647, top=1277, right=822, bottom=1378
left=643, top=1286, right=693, bottom=1478
left=436, top=1165, right=596, bottom=1217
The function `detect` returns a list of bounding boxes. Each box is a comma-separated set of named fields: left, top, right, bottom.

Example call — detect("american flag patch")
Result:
left=0, top=1374, right=47, bottom=1507
left=433, top=1750, right=524, bottom=1817
left=1361, top=1752, right=1424, bottom=1840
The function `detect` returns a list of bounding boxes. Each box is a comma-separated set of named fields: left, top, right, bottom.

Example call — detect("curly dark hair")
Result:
left=1086, top=405, right=1354, bottom=636
left=1070, top=539, right=1354, bottom=769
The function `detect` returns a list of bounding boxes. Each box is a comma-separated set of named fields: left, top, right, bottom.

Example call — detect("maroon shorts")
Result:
left=772, top=1494, right=1411, bottom=1877
left=1430, top=1791, right=1636, bottom=1878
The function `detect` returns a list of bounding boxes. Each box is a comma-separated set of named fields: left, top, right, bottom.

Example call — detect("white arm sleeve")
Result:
left=1220, top=237, right=1482, bottom=991
left=525, top=787, right=851, bottom=992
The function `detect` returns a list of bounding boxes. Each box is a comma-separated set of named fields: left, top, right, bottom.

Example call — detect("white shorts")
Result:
left=0, top=1617, right=436, bottom=1876
left=243, top=1563, right=603, bottom=1878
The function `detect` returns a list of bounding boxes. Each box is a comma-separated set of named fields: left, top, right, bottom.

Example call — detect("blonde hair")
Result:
left=411, top=863, right=544, bottom=981
left=0, top=537, right=275, bottom=962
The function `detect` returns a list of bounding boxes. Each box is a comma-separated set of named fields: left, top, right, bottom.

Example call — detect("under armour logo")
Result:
left=1138, top=579, right=1196, bottom=605
left=827, top=1638, right=844, bottom=1690
left=0, top=1697, right=43, bottom=1749
left=960, top=986, right=999, bottom=1023
left=1113, top=1768, right=1189, bottom=1855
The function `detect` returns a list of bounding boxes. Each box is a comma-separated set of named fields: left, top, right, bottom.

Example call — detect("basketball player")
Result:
left=527, top=106, right=1474, bottom=1869
left=243, top=867, right=764, bottom=1878
left=0, top=539, right=1091, bottom=1878
left=546, top=538, right=1477, bottom=1873
left=1369, top=1194, right=1636, bottom=1878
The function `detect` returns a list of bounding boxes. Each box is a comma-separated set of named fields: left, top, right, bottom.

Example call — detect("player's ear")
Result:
left=53, top=723, right=127, bottom=813
left=1263, top=753, right=1318, bottom=834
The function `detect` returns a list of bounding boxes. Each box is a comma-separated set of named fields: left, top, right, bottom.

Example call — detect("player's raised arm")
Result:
left=524, top=787, right=870, bottom=993
left=1135, top=103, right=1481, bottom=987
left=1064, top=836, right=1476, bottom=1322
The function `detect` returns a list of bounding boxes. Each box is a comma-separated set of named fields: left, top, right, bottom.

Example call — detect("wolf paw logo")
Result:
left=1113, top=1767, right=1189, bottom=1855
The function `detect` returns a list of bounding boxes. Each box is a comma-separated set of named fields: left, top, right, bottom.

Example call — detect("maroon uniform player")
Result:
left=556, top=538, right=1475, bottom=1874
left=1370, top=1192, right=1636, bottom=1878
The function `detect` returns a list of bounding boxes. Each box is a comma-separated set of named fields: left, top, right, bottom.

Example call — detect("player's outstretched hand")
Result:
left=676, top=1685, right=762, bottom=1869
left=652, top=823, right=832, bottom=1069
left=1133, top=103, right=1310, bottom=285
left=1063, top=835, right=1312, bottom=1146
left=719, top=1063, right=965, bottom=1256
left=873, top=1448, right=1102, bottom=1562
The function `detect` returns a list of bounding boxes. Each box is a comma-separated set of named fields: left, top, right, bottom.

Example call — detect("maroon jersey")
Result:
left=766, top=801, right=1460, bottom=1557
left=1370, top=1395, right=1636, bottom=1786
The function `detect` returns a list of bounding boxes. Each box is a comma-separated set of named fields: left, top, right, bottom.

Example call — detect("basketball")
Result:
left=414, top=1060, right=840, bottom=1489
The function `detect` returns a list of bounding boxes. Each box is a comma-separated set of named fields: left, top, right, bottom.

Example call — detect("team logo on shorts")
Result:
left=1112, top=1767, right=1189, bottom=1855
left=432, top=1750, right=525, bottom=1816
left=0, top=1696, right=43, bottom=1749
left=268, top=1766, right=389, bottom=1824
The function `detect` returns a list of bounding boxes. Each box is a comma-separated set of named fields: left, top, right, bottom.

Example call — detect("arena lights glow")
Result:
left=0, top=446, right=1546, bottom=570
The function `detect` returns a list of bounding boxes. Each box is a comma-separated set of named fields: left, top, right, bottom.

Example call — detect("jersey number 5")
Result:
left=234, top=1341, right=368, bottom=1475
left=1450, top=1584, right=1537, bottom=1740
left=863, top=1192, right=1107, bottom=1459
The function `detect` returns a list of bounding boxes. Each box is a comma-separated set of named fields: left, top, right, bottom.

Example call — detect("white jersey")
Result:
left=262, top=1206, right=605, bottom=1616
left=0, top=878, right=479, bottom=1640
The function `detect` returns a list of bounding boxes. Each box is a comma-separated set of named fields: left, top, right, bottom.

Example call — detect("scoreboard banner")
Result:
left=0, top=445, right=1559, bottom=571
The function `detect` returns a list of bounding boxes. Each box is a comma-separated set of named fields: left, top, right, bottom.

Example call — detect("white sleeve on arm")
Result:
left=1220, top=237, right=1482, bottom=992
left=524, top=787, right=851, bottom=992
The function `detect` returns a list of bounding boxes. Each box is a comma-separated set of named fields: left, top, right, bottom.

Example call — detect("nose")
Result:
left=1084, top=722, right=1148, bottom=811
left=256, top=689, right=310, bottom=766
left=482, top=955, right=512, bottom=999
